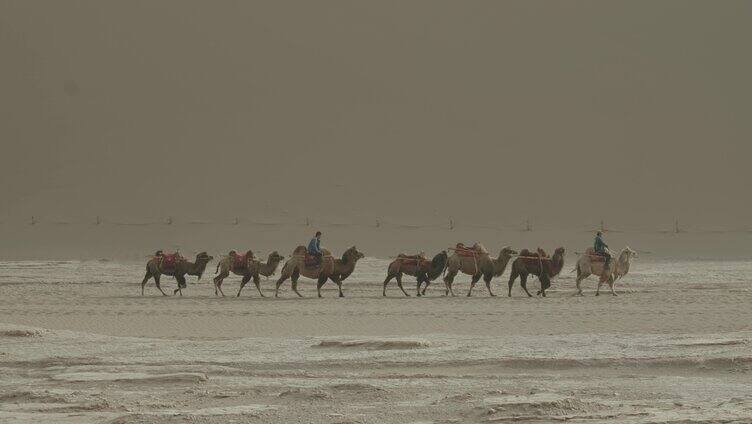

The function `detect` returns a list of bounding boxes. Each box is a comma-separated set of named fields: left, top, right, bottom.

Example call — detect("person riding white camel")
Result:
left=594, top=231, right=611, bottom=268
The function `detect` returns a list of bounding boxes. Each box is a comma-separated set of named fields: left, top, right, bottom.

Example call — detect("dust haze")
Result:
left=1, top=1, right=751, bottom=258
left=3, top=4, right=752, bottom=422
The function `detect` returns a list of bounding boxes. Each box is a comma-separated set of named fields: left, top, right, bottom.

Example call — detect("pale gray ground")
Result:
left=1, top=258, right=751, bottom=423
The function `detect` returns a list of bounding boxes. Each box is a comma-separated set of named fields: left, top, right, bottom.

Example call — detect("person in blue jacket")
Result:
left=594, top=231, right=611, bottom=268
left=308, top=231, right=323, bottom=265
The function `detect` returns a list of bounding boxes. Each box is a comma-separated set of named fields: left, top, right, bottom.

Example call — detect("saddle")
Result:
left=231, top=250, right=254, bottom=270
left=304, top=253, right=320, bottom=268
left=584, top=247, right=606, bottom=262
left=519, top=248, right=548, bottom=262
left=396, top=253, right=429, bottom=267
left=158, top=252, right=183, bottom=270
left=455, top=243, right=486, bottom=257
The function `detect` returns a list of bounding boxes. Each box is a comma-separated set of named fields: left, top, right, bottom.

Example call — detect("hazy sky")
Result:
left=2, top=1, right=750, bottom=228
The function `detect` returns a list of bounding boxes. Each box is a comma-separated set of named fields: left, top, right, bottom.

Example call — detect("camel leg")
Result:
left=507, top=269, right=519, bottom=297
left=317, top=275, right=327, bottom=298
left=274, top=274, right=289, bottom=297
left=238, top=275, right=251, bottom=297
left=214, top=270, right=229, bottom=297
left=608, top=277, right=617, bottom=296
left=484, top=273, right=495, bottom=297
left=537, top=274, right=550, bottom=297
left=467, top=274, right=481, bottom=297
left=416, top=275, right=423, bottom=297
left=329, top=275, right=344, bottom=297
left=253, top=275, right=265, bottom=297
left=519, top=274, right=533, bottom=297
left=443, top=270, right=457, bottom=297
left=421, top=280, right=430, bottom=296
left=383, top=273, right=394, bottom=296
left=575, top=269, right=590, bottom=296
left=141, top=270, right=152, bottom=296
left=291, top=270, right=303, bottom=297
left=392, top=274, right=408, bottom=297
left=174, top=275, right=185, bottom=296
left=596, top=278, right=603, bottom=296
left=153, top=274, right=168, bottom=296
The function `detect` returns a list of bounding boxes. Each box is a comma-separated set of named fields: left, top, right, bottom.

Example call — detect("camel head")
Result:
left=268, top=251, right=285, bottom=262
left=432, top=250, right=449, bottom=267
left=433, top=250, right=448, bottom=262
left=426, top=250, right=449, bottom=279
left=498, top=246, right=518, bottom=258
left=192, top=252, right=213, bottom=280
left=196, top=251, right=214, bottom=263
left=621, top=246, right=637, bottom=260
left=342, top=246, right=365, bottom=263
left=553, top=247, right=566, bottom=257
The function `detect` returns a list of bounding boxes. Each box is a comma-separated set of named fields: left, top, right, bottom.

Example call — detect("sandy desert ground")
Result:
left=1, top=257, right=751, bottom=423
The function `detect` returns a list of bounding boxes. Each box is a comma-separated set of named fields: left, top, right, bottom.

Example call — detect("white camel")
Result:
left=574, top=247, right=636, bottom=296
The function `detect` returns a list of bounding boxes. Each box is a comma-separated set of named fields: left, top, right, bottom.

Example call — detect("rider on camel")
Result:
left=307, top=231, right=323, bottom=266
left=594, top=231, right=611, bottom=268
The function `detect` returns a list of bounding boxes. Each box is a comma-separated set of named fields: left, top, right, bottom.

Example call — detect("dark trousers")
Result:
left=599, top=251, right=611, bottom=267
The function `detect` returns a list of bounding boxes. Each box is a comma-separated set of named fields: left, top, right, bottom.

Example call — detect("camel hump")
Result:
left=536, top=248, right=549, bottom=257
left=231, top=251, right=255, bottom=269
left=158, top=252, right=183, bottom=269
left=584, top=247, right=596, bottom=255
left=519, top=248, right=536, bottom=257
left=455, top=243, right=488, bottom=257
left=397, top=253, right=426, bottom=260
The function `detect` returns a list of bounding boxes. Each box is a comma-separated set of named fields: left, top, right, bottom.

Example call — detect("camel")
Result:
left=213, top=251, right=285, bottom=297
left=141, top=252, right=213, bottom=296
left=383, top=250, right=448, bottom=297
left=507, top=247, right=565, bottom=297
left=274, top=246, right=364, bottom=298
left=574, top=247, right=636, bottom=296
left=443, top=246, right=518, bottom=297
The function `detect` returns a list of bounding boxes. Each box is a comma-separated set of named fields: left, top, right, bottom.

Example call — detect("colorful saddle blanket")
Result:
left=232, top=255, right=250, bottom=270
left=231, top=250, right=254, bottom=270
left=585, top=248, right=607, bottom=262
left=159, top=253, right=183, bottom=269
left=304, top=254, right=320, bottom=268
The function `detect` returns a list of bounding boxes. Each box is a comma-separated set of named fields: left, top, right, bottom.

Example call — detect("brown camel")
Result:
left=574, top=247, right=636, bottom=296
left=507, top=247, right=565, bottom=297
left=213, top=251, right=285, bottom=297
left=383, top=251, right=448, bottom=296
left=443, top=246, right=518, bottom=297
left=274, top=246, right=364, bottom=298
left=141, top=252, right=213, bottom=296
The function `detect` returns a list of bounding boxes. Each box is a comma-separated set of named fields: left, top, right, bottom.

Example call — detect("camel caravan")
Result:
left=139, top=231, right=636, bottom=298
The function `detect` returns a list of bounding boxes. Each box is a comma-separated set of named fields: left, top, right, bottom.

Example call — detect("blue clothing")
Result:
left=594, top=234, right=608, bottom=253
left=307, top=238, right=321, bottom=255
